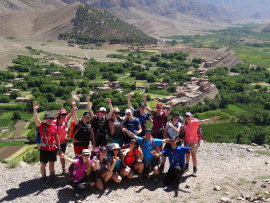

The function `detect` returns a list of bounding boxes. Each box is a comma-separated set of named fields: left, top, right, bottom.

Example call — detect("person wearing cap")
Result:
left=33, top=101, right=61, bottom=188
left=108, top=108, right=125, bottom=147
left=107, top=143, right=123, bottom=183
left=53, top=98, right=76, bottom=174
left=120, top=138, right=144, bottom=180
left=123, top=108, right=142, bottom=144
left=146, top=99, right=173, bottom=172
left=123, top=128, right=169, bottom=182
left=60, top=149, right=100, bottom=193
left=93, top=147, right=117, bottom=190
left=152, top=137, right=197, bottom=192
left=73, top=108, right=92, bottom=156
left=87, top=97, right=113, bottom=147
left=127, top=94, right=153, bottom=137
left=184, top=112, right=220, bottom=177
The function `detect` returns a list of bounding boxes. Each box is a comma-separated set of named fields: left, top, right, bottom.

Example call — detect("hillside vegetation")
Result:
left=59, top=4, right=157, bottom=44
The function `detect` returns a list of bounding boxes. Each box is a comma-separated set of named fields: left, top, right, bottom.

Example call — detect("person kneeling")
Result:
left=61, top=149, right=99, bottom=193
left=153, top=137, right=197, bottom=189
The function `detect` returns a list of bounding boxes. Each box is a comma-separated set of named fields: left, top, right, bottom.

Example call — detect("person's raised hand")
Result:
left=106, top=98, right=111, bottom=103
left=86, top=97, right=90, bottom=103
left=33, top=101, right=39, bottom=110
left=71, top=98, right=76, bottom=105
left=127, top=94, right=131, bottom=100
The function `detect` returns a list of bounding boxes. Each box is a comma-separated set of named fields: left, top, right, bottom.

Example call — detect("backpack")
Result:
left=141, top=138, right=155, bottom=151
left=92, top=114, right=107, bottom=134
left=68, top=157, right=83, bottom=182
left=69, top=120, right=90, bottom=143
left=153, top=110, right=167, bottom=131
left=36, top=122, right=57, bottom=147
left=125, top=118, right=139, bottom=131
left=90, top=147, right=100, bottom=160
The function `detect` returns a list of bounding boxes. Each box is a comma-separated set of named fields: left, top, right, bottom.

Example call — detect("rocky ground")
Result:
left=0, top=142, right=270, bottom=203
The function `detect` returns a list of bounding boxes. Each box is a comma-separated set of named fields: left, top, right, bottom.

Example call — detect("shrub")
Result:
left=12, top=110, right=22, bottom=120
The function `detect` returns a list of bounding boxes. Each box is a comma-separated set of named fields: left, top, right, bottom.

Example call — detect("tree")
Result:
left=130, top=83, right=136, bottom=90
left=10, top=91, right=21, bottom=100
left=12, top=110, right=22, bottom=120
left=109, top=75, right=117, bottom=82
left=147, top=75, right=156, bottom=83
left=149, top=83, right=158, bottom=90
left=167, top=85, right=177, bottom=92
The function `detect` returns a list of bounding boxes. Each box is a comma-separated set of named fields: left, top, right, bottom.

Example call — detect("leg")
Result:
left=111, top=173, right=122, bottom=183
left=163, top=169, right=174, bottom=185
left=74, top=182, right=86, bottom=193
left=173, top=166, right=184, bottom=186
left=153, top=166, right=159, bottom=176
left=120, top=167, right=132, bottom=179
left=134, top=162, right=144, bottom=174
left=191, top=153, right=197, bottom=167
left=40, top=162, right=47, bottom=176
left=48, top=161, right=55, bottom=174
left=95, top=178, right=104, bottom=191
left=101, top=169, right=113, bottom=182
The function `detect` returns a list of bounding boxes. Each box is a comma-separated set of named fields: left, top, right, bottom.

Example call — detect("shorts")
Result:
left=152, top=132, right=164, bottom=139
left=184, top=141, right=198, bottom=154
left=60, top=142, right=67, bottom=153
left=143, top=159, right=159, bottom=174
left=95, top=133, right=107, bottom=146
left=40, top=148, right=57, bottom=164
left=74, top=145, right=89, bottom=156
left=113, top=165, right=121, bottom=173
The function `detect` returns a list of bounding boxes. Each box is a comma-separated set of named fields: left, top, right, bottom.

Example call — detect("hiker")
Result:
left=123, top=109, right=142, bottom=144
left=120, top=138, right=144, bottom=180
left=164, top=113, right=184, bottom=147
left=127, top=94, right=152, bottom=137
left=53, top=98, right=76, bottom=174
left=108, top=108, right=125, bottom=147
left=107, top=143, right=123, bottom=183
left=152, top=137, right=197, bottom=190
left=184, top=112, right=220, bottom=177
left=93, top=147, right=118, bottom=190
left=33, top=101, right=61, bottom=187
left=87, top=97, right=113, bottom=147
left=60, top=149, right=99, bottom=193
left=146, top=100, right=173, bottom=172
left=73, top=108, right=92, bottom=156
left=123, top=128, right=169, bottom=182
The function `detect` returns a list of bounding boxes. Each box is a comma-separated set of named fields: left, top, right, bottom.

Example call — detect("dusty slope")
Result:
left=0, top=142, right=269, bottom=203
left=253, top=23, right=270, bottom=33
left=0, top=2, right=81, bottom=40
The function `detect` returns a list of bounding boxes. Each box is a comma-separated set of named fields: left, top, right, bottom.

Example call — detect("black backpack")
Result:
left=125, top=118, right=139, bottom=131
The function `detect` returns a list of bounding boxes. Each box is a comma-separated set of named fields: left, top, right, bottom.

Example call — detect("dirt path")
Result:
left=0, top=145, right=23, bottom=159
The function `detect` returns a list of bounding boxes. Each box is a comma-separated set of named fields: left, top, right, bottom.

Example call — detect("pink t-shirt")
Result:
left=53, top=117, right=68, bottom=142
left=73, top=158, right=94, bottom=180
left=184, top=120, right=198, bottom=142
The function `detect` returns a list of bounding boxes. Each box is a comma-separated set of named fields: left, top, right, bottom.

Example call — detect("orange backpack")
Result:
left=69, top=121, right=82, bottom=142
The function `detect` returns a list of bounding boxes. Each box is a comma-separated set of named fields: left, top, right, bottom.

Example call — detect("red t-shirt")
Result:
left=124, top=148, right=139, bottom=166
left=184, top=120, right=198, bottom=142
left=53, top=117, right=68, bottom=142
left=39, top=122, right=57, bottom=151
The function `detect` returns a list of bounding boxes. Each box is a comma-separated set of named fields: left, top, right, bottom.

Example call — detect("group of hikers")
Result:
left=33, top=94, right=220, bottom=194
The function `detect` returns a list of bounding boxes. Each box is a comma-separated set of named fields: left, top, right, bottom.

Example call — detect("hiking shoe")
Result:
left=89, top=186, right=97, bottom=194
left=41, top=176, right=47, bottom=184
left=193, top=166, right=197, bottom=177
left=184, top=164, right=189, bottom=172
left=103, top=181, right=108, bottom=189
left=62, top=167, right=66, bottom=175
left=138, top=173, right=143, bottom=182
left=159, top=164, right=165, bottom=173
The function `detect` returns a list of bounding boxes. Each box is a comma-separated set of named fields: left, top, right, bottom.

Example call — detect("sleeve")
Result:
left=182, top=147, right=190, bottom=155
left=123, top=120, right=127, bottom=127
left=146, top=113, right=150, bottom=120
left=90, top=160, right=94, bottom=165
left=65, top=116, right=69, bottom=122
left=192, top=120, right=198, bottom=126
left=133, top=109, right=138, bottom=117
left=107, top=154, right=112, bottom=159
left=38, top=122, right=45, bottom=134
left=161, top=148, right=168, bottom=157
left=166, top=122, right=169, bottom=128
left=135, top=148, right=139, bottom=155
left=136, top=119, right=141, bottom=125
left=154, top=139, right=163, bottom=148
left=137, top=137, right=143, bottom=146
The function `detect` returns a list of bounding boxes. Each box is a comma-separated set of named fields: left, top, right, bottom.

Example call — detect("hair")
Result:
left=86, top=159, right=92, bottom=176
left=109, top=149, right=121, bottom=158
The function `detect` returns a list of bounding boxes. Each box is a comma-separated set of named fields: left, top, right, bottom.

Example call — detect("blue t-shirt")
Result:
left=162, top=146, right=189, bottom=169
left=133, top=109, right=150, bottom=130
left=107, top=151, right=122, bottom=168
left=93, top=156, right=110, bottom=173
left=137, top=137, right=162, bottom=164
left=123, top=118, right=141, bottom=137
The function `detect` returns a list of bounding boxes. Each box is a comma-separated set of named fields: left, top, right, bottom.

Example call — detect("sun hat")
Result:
left=82, top=149, right=90, bottom=155
left=111, top=143, right=121, bottom=150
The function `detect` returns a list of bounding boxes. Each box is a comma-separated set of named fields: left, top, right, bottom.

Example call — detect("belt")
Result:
left=60, top=140, right=66, bottom=144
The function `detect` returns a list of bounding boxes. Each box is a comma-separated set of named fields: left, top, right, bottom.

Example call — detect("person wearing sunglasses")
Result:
left=107, top=143, right=123, bottom=183
left=87, top=97, right=113, bottom=147
left=33, top=101, right=61, bottom=188
left=127, top=94, right=153, bottom=137
left=108, top=108, right=125, bottom=147
left=52, top=98, right=76, bottom=175
left=123, top=109, right=142, bottom=144
left=183, top=112, right=220, bottom=177
left=152, top=137, right=197, bottom=192
left=60, top=149, right=99, bottom=193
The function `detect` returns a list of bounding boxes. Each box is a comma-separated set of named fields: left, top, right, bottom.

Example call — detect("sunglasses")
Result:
left=83, top=155, right=90, bottom=157
left=130, top=142, right=136, bottom=145
left=46, top=117, right=53, bottom=120
left=113, top=112, right=120, bottom=114
left=113, top=149, right=120, bottom=151
left=61, top=114, right=67, bottom=116
left=100, top=111, right=106, bottom=114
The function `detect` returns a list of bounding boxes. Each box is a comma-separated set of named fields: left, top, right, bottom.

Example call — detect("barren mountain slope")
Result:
left=253, top=23, right=270, bottom=33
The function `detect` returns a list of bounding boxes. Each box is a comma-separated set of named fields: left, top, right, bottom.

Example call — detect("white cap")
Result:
left=125, top=109, right=132, bottom=115
left=99, top=107, right=106, bottom=112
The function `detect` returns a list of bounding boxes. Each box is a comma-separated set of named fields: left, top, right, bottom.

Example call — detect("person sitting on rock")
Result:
left=60, top=149, right=99, bottom=193
left=183, top=112, right=220, bottom=177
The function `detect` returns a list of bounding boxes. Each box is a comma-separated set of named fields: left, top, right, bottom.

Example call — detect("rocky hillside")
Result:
left=0, top=142, right=269, bottom=202
left=253, top=23, right=270, bottom=33
left=0, top=0, right=66, bottom=11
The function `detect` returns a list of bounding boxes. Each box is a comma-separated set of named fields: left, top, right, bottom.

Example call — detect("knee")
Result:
left=116, top=176, right=122, bottom=183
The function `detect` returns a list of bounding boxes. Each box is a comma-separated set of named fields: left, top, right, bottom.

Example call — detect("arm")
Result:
left=134, top=124, right=142, bottom=135
left=161, top=138, right=170, bottom=144
left=151, top=150, right=164, bottom=158
left=86, top=97, right=95, bottom=121
left=137, top=150, right=144, bottom=160
left=122, top=128, right=138, bottom=141
left=164, top=100, right=173, bottom=117
left=168, top=122, right=181, bottom=134
left=92, top=159, right=100, bottom=170
left=55, top=133, right=61, bottom=154
left=189, top=144, right=198, bottom=152
left=143, top=94, right=147, bottom=107
left=164, top=125, right=169, bottom=138
left=33, top=101, right=41, bottom=127
left=149, top=117, right=153, bottom=124
left=91, top=128, right=95, bottom=148
left=73, top=107, right=79, bottom=125
left=146, top=106, right=153, bottom=113
left=67, top=98, right=76, bottom=121
left=60, top=153, right=78, bottom=164
left=121, top=150, right=130, bottom=168
left=197, top=116, right=220, bottom=125
left=108, top=120, right=115, bottom=136
left=107, top=160, right=115, bottom=172
left=127, top=94, right=134, bottom=114
left=105, top=98, right=113, bottom=120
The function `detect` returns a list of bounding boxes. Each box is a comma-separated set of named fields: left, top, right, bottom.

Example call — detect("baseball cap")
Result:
left=60, top=109, right=67, bottom=115
left=100, top=147, right=107, bottom=152
left=45, top=112, right=53, bottom=118
left=185, top=112, right=192, bottom=117
left=139, top=103, right=145, bottom=107
left=99, top=107, right=106, bottom=112
left=125, top=109, right=132, bottom=115
left=145, top=129, right=152, bottom=133
left=170, top=136, right=178, bottom=141
left=130, top=139, right=136, bottom=144
left=156, top=103, right=162, bottom=108
left=173, top=113, right=180, bottom=118
left=83, top=112, right=90, bottom=117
